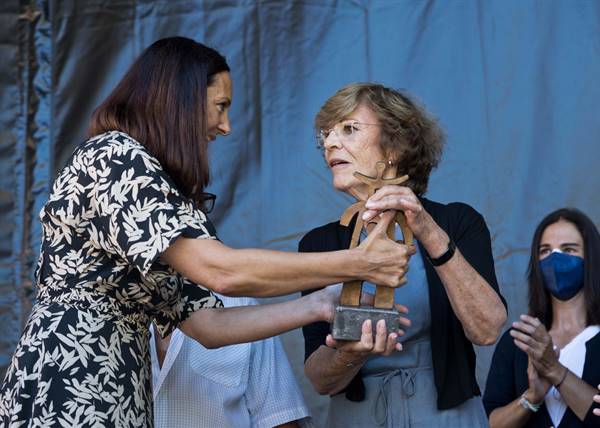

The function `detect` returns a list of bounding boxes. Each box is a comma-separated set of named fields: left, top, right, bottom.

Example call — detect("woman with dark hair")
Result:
left=484, top=208, right=600, bottom=427
left=0, top=38, right=411, bottom=427
left=300, top=83, right=507, bottom=426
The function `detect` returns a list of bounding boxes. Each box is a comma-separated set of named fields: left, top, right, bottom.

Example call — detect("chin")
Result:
left=331, top=177, right=354, bottom=195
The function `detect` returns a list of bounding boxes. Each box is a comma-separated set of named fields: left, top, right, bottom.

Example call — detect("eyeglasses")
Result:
left=316, top=120, right=381, bottom=149
left=200, top=192, right=217, bottom=213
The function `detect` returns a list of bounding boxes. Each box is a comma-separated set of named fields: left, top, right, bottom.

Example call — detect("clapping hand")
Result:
left=510, top=315, right=567, bottom=386
left=525, top=356, right=552, bottom=404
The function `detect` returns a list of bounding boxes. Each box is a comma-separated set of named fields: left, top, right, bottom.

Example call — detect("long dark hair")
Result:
left=527, top=208, right=600, bottom=328
left=88, top=36, right=230, bottom=202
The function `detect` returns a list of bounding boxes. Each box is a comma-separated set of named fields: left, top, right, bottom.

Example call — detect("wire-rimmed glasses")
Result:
left=316, top=120, right=381, bottom=150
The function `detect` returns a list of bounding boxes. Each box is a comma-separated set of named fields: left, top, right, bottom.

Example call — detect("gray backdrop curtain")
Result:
left=1, top=0, right=599, bottom=424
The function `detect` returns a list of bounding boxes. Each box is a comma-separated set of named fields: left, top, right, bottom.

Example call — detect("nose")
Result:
left=218, top=113, right=231, bottom=136
left=323, top=130, right=342, bottom=150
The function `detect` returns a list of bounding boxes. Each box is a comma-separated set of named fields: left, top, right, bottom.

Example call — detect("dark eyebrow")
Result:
left=560, top=242, right=581, bottom=247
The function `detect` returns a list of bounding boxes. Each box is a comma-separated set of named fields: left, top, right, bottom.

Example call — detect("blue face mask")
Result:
left=539, top=251, right=584, bottom=301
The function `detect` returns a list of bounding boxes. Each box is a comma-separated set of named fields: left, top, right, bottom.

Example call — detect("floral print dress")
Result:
left=0, top=131, right=222, bottom=427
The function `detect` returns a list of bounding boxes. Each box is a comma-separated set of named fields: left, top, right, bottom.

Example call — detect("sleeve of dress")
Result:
left=152, top=277, right=223, bottom=338
left=246, top=335, right=312, bottom=428
left=448, top=202, right=506, bottom=308
left=85, top=137, right=216, bottom=278
left=483, top=329, right=519, bottom=415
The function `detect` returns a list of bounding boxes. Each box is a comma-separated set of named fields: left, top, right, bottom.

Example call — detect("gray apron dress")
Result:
left=325, top=227, right=489, bottom=428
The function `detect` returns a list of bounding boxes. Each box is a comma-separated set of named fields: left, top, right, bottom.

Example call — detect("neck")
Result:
left=550, top=291, right=587, bottom=332
left=348, top=184, right=370, bottom=202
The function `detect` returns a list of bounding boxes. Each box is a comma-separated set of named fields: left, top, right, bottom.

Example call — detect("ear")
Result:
left=382, top=154, right=398, bottom=179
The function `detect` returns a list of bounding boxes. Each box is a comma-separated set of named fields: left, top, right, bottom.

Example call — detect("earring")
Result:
left=388, top=159, right=394, bottom=166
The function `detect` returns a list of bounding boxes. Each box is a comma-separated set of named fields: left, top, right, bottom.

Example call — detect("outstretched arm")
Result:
left=180, top=286, right=336, bottom=348
left=162, top=211, right=412, bottom=297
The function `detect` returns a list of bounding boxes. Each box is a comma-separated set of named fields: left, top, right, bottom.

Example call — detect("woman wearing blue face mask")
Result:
left=483, top=208, right=600, bottom=427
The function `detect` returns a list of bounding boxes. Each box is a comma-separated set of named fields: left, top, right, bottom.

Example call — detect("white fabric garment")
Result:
left=545, top=325, right=600, bottom=426
left=150, top=295, right=313, bottom=428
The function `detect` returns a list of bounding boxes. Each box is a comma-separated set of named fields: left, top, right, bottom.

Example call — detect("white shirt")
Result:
left=150, top=295, right=313, bottom=428
left=545, top=325, right=600, bottom=426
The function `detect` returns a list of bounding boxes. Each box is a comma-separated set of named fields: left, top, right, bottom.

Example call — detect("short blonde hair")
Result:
left=315, top=83, right=444, bottom=196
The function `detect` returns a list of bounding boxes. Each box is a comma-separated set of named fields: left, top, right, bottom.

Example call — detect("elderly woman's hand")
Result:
left=324, top=303, right=411, bottom=364
left=362, top=185, right=436, bottom=241
left=594, top=384, right=600, bottom=416
left=510, top=315, right=567, bottom=385
left=357, top=210, right=416, bottom=287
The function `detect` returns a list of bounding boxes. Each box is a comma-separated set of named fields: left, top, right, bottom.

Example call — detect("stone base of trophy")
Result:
left=331, top=305, right=400, bottom=341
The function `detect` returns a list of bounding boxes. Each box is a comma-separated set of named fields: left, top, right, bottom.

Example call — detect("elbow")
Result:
left=304, top=363, right=336, bottom=396
left=307, top=377, right=336, bottom=396
left=202, top=339, right=223, bottom=350
left=469, top=309, right=507, bottom=346
left=471, top=333, right=499, bottom=347
left=315, top=386, right=335, bottom=396
left=206, top=274, right=246, bottom=297
left=209, top=278, right=235, bottom=296
left=189, top=330, right=227, bottom=349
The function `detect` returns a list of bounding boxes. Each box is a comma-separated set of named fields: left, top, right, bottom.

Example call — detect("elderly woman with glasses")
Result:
left=300, top=83, right=507, bottom=427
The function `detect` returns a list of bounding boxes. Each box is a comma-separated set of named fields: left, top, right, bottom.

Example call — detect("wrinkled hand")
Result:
left=325, top=303, right=411, bottom=359
left=510, top=315, right=565, bottom=384
left=593, top=384, right=600, bottom=416
left=358, top=210, right=416, bottom=287
left=525, top=356, right=552, bottom=404
left=362, top=185, right=434, bottom=240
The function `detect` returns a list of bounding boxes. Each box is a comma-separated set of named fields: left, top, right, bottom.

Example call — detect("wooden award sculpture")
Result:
left=331, top=161, right=413, bottom=341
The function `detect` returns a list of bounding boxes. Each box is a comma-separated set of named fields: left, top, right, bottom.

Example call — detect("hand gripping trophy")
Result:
left=332, top=161, right=413, bottom=340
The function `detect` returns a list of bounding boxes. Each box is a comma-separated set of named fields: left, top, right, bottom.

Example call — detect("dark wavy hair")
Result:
left=527, top=208, right=600, bottom=328
left=88, top=36, right=230, bottom=202
left=315, top=83, right=444, bottom=196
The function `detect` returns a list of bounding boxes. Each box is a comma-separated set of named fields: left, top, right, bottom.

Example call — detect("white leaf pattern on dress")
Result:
left=0, top=131, right=223, bottom=427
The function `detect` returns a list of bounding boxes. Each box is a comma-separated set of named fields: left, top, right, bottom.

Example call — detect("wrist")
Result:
left=419, top=224, right=449, bottom=258
left=524, top=389, right=544, bottom=406
left=306, top=291, right=333, bottom=323
left=519, top=393, right=542, bottom=412
left=551, top=366, right=568, bottom=388
left=349, top=247, right=367, bottom=278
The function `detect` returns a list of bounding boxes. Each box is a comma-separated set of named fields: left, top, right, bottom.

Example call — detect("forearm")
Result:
left=304, top=345, right=367, bottom=395
left=420, top=226, right=506, bottom=345
left=489, top=398, right=533, bottom=428
left=552, top=368, right=596, bottom=421
left=180, top=293, right=326, bottom=348
left=164, top=238, right=365, bottom=297
left=206, top=246, right=362, bottom=296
